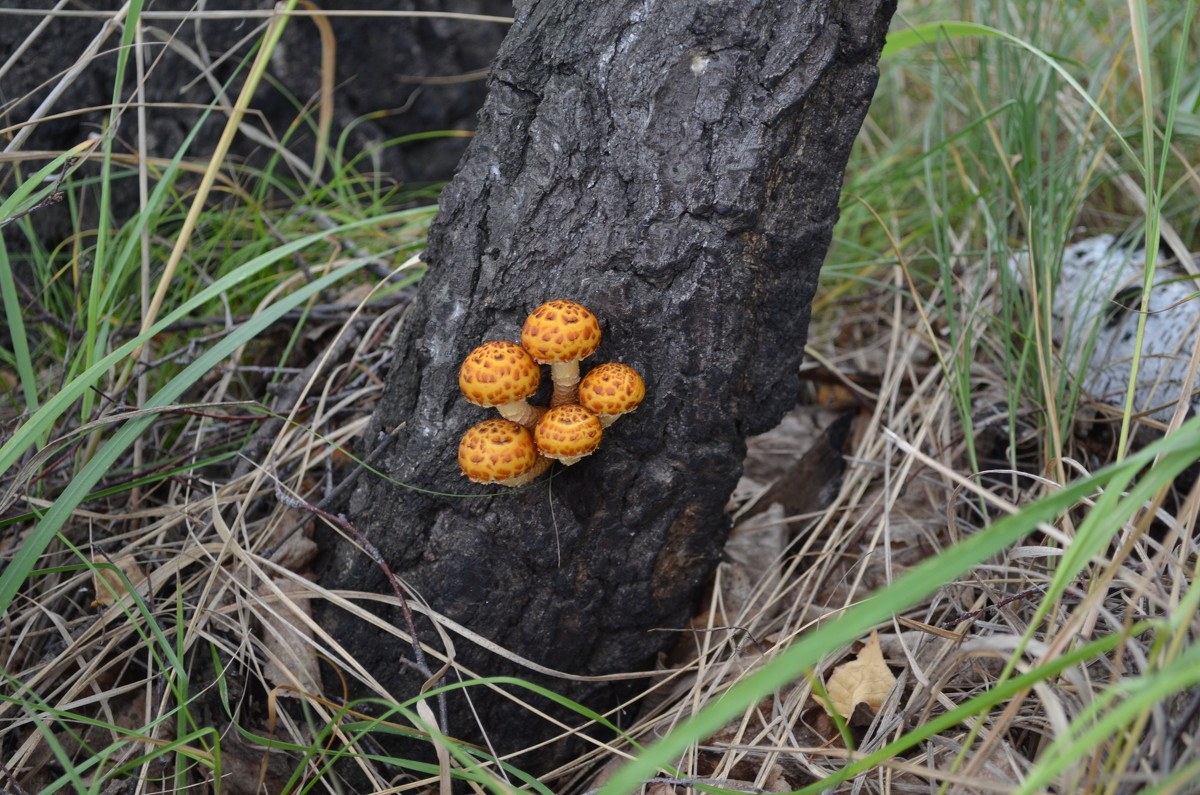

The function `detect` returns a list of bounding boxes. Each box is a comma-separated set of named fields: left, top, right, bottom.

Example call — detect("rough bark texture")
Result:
left=326, top=0, right=895, bottom=768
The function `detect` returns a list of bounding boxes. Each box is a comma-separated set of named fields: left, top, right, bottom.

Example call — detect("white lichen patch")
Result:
left=1009, top=234, right=1200, bottom=421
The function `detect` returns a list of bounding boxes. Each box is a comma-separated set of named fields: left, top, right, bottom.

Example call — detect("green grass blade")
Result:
left=598, top=421, right=1200, bottom=794
left=1013, top=641, right=1200, bottom=795
left=791, top=627, right=1140, bottom=794
left=0, top=209, right=424, bottom=482
left=882, top=20, right=1142, bottom=178
left=0, top=209, right=424, bottom=619
left=0, top=241, right=38, bottom=412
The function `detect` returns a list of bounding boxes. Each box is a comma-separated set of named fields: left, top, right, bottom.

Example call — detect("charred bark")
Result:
left=323, top=0, right=894, bottom=771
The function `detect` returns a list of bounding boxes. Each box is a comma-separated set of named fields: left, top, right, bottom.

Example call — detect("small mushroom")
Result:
left=521, top=300, right=602, bottom=407
left=458, top=418, right=552, bottom=486
left=578, top=362, right=645, bottom=427
left=459, top=340, right=546, bottom=427
left=534, top=404, right=603, bottom=465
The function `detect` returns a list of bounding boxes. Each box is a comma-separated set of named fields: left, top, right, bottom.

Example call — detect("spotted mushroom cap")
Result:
left=458, top=418, right=541, bottom=483
left=459, top=341, right=541, bottom=407
left=578, top=363, right=645, bottom=419
left=534, top=404, right=603, bottom=461
left=520, top=300, right=602, bottom=365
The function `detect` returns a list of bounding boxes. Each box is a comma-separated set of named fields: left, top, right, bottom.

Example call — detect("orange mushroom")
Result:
left=534, top=404, right=603, bottom=465
left=459, top=341, right=546, bottom=427
left=578, top=363, right=645, bottom=427
left=520, top=300, right=602, bottom=407
left=458, top=418, right=551, bottom=486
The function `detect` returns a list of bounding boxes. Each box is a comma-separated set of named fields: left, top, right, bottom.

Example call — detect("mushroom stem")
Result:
left=548, top=362, right=582, bottom=407
left=497, top=401, right=548, bottom=428
left=499, top=455, right=552, bottom=486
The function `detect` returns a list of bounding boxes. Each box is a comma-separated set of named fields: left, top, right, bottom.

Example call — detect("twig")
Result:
left=315, top=425, right=402, bottom=512
left=258, top=425, right=401, bottom=561
left=1161, top=688, right=1200, bottom=772
left=0, top=755, right=30, bottom=795
left=268, top=465, right=447, bottom=733
left=938, top=585, right=1046, bottom=630
left=582, top=777, right=771, bottom=795
left=107, top=294, right=411, bottom=339
left=651, top=624, right=768, bottom=657
left=0, top=156, right=74, bottom=229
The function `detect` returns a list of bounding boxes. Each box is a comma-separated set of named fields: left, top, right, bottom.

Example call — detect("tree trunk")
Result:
left=322, top=0, right=894, bottom=769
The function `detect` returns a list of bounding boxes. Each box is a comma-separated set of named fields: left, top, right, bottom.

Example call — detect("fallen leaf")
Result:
left=819, top=630, right=897, bottom=720
left=722, top=504, right=787, bottom=623
left=267, top=506, right=318, bottom=571
left=257, top=578, right=321, bottom=694
left=269, top=530, right=319, bottom=572
left=91, top=554, right=149, bottom=607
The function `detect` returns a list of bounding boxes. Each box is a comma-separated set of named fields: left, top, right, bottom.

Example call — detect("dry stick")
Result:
left=110, top=293, right=409, bottom=338
left=314, top=427, right=401, bottom=512
left=650, top=624, right=768, bottom=657
left=257, top=424, right=400, bottom=562
left=582, top=777, right=770, bottom=795
left=131, top=15, right=151, bottom=518
left=1161, top=689, right=1200, bottom=773
left=0, top=756, right=30, bottom=795
left=937, top=585, right=1047, bottom=631
left=0, top=8, right=514, bottom=22
left=230, top=325, right=365, bottom=480
left=268, top=472, right=447, bottom=734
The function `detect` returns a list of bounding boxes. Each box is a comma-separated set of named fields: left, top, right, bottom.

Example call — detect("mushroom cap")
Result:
left=520, top=300, right=602, bottom=365
left=458, top=418, right=541, bottom=483
left=578, top=363, right=645, bottom=418
left=459, top=341, right=541, bottom=407
left=534, top=404, right=603, bottom=461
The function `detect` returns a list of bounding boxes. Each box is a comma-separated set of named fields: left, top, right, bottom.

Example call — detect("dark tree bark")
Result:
left=324, top=0, right=894, bottom=770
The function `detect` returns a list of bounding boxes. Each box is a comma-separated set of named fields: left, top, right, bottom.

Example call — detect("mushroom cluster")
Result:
left=456, top=299, right=646, bottom=486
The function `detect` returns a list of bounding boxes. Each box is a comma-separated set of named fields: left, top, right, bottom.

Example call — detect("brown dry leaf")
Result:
left=267, top=505, right=318, bottom=571
left=722, top=505, right=787, bottom=622
left=819, top=630, right=897, bottom=720
left=257, top=578, right=321, bottom=694
left=91, top=554, right=149, bottom=607
left=270, top=530, right=319, bottom=572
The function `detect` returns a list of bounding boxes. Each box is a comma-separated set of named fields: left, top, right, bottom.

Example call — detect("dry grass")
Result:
left=2, top=1, right=1200, bottom=794
left=638, top=247, right=1200, bottom=793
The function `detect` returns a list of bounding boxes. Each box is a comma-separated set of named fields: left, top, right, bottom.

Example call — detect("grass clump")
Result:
left=0, top=4, right=437, bottom=792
